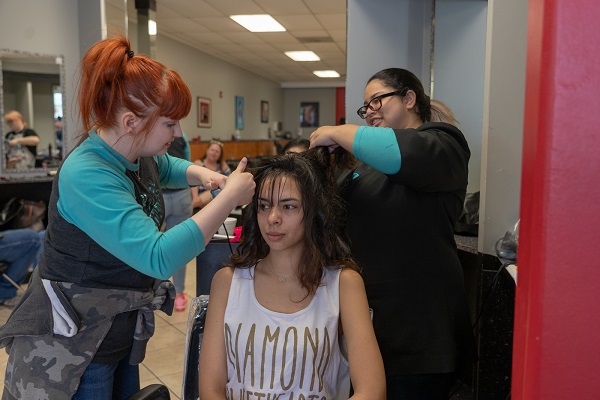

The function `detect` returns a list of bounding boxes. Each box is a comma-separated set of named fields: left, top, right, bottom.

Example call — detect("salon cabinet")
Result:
left=0, top=177, right=54, bottom=226
left=455, top=235, right=515, bottom=400
left=189, top=139, right=288, bottom=163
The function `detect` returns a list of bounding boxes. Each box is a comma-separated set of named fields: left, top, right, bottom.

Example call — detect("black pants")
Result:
left=386, top=372, right=457, bottom=400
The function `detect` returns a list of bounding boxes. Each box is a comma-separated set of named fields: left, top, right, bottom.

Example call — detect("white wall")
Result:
left=346, top=0, right=430, bottom=126
left=434, top=0, right=488, bottom=193
left=154, top=35, right=283, bottom=141
left=478, top=0, right=527, bottom=254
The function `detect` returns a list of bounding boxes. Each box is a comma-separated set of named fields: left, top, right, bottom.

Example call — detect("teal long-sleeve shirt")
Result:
left=353, top=126, right=401, bottom=174
left=57, top=131, right=204, bottom=280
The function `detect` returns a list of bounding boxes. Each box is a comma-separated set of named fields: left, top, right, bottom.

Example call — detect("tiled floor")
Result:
left=0, top=260, right=198, bottom=399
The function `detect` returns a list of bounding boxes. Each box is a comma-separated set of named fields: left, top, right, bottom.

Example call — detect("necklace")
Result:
left=134, top=159, right=141, bottom=181
left=263, top=259, right=294, bottom=283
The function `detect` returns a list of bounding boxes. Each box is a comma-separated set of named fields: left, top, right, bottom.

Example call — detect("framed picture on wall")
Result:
left=300, top=102, right=319, bottom=127
left=235, top=96, right=244, bottom=130
left=197, top=97, right=211, bottom=128
left=261, top=100, right=269, bottom=123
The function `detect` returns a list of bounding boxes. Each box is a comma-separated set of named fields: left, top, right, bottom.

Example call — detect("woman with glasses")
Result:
left=310, top=68, right=476, bottom=400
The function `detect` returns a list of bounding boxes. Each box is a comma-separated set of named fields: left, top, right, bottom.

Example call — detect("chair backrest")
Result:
left=181, top=295, right=210, bottom=400
left=127, top=383, right=170, bottom=400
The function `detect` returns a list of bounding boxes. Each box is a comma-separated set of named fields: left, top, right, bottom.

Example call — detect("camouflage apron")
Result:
left=0, top=269, right=174, bottom=399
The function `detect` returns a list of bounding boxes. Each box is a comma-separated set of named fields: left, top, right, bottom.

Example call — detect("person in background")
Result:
left=310, top=67, right=476, bottom=399
left=192, top=140, right=231, bottom=210
left=0, top=36, right=255, bottom=400
left=54, top=116, right=64, bottom=156
left=281, top=137, right=309, bottom=154
left=199, top=147, right=386, bottom=399
left=0, top=229, right=43, bottom=307
left=3, top=110, right=40, bottom=170
left=163, top=131, right=195, bottom=312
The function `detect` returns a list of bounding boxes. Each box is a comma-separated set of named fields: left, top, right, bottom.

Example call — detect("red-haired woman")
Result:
left=0, top=36, right=255, bottom=400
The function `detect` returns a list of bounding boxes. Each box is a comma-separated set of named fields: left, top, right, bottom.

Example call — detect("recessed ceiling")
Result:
left=105, top=0, right=347, bottom=87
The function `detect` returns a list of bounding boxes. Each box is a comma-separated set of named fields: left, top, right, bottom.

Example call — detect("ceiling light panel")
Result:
left=285, top=51, right=320, bottom=61
left=230, top=14, right=286, bottom=32
left=313, top=70, right=340, bottom=78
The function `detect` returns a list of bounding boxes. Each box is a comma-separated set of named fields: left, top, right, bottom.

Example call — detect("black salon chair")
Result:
left=127, top=384, right=170, bottom=400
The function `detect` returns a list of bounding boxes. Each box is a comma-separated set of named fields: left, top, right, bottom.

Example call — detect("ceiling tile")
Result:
left=135, top=0, right=348, bottom=85
left=158, top=18, right=209, bottom=33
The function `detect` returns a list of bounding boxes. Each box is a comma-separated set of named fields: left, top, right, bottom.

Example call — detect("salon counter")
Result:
left=0, top=176, right=54, bottom=201
left=189, top=139, right=282, bottom=163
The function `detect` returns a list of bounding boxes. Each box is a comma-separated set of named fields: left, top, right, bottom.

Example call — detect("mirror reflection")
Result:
left=1, top=50, right=65, bottom=174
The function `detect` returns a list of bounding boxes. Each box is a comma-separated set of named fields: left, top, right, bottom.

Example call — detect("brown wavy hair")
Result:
left=77, top=35, right=191, bottom=145
left=230, top=146, right=359, bottom=294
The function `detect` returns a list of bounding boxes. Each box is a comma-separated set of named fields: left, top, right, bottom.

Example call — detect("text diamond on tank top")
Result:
left=224, top=266, right=350, bottom=400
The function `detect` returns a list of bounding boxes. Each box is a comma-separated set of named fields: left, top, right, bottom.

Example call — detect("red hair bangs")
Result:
left=159, top=69, right=192, bottom=121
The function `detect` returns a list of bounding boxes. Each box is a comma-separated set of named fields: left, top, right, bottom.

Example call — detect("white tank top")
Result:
left=224, top=266, right=350, bottom=400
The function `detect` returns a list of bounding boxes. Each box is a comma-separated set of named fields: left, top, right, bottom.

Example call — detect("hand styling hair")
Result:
left=230, top=146, right=359, bottom=294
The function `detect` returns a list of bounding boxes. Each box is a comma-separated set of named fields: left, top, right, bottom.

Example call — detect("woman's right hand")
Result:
left=191, top=158, right=255, bottom=243
left=220, top=157, right=255, bottom=207
left=310, top=124, right=360, bottom=154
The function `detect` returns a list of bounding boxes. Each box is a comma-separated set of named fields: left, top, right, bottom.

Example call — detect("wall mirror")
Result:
left=0, top=50, right=66, bottom=176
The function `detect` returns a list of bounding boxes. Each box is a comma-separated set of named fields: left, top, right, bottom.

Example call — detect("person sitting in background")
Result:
left=54, top=116, right=64, bottom=156
left=199, top=147, right=386, bottom=399
left=281, top=137, right=309, bottom=154
left=4, top=110, right=40, bottom=170
left=192, top=140, right=231, bottom=210
left=0, top=229, right=43, bottom=307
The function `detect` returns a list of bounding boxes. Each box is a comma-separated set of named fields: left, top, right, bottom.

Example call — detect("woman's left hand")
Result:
left=201, top=168, right=228, bottom=191
left=187, top=164, right=227, bottom=190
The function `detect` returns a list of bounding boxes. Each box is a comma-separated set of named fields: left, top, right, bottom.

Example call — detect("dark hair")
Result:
left=230, top=146, right=359, bottom=294
left=368, top=68, right=431, bottom=123
left=77, top=35, right=191, bottom=144
left=281, top=138, right=310, bottom=154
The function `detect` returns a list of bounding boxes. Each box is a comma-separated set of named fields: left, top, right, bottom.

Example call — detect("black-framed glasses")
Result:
left=356, top=89, right=407, bottom=119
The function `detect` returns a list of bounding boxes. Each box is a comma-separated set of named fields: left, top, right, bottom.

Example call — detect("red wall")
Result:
left=513, top=0, right=600, bottom=398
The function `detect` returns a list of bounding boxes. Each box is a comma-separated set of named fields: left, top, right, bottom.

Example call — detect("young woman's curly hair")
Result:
left=230, top=146, right=359, bottom=294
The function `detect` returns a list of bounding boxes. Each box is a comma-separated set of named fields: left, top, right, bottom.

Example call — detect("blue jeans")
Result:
left=0, top=228, right=42, bottom=299
left=73, top=357, right=140, bottom=400
left=163, top=189, right=193, bottom=293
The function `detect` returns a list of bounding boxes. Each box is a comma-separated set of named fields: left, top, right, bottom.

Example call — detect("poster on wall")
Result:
left=300, top=102, right=319, bottom=127
left=261, top=100, right=269, bottom=123
left=197, top=97, right=211, bottom=128
left=235, top=96, right=244, bottom=130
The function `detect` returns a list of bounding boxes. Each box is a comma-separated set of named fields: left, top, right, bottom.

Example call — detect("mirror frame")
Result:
left=0, top=49, right=66, bottom=177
